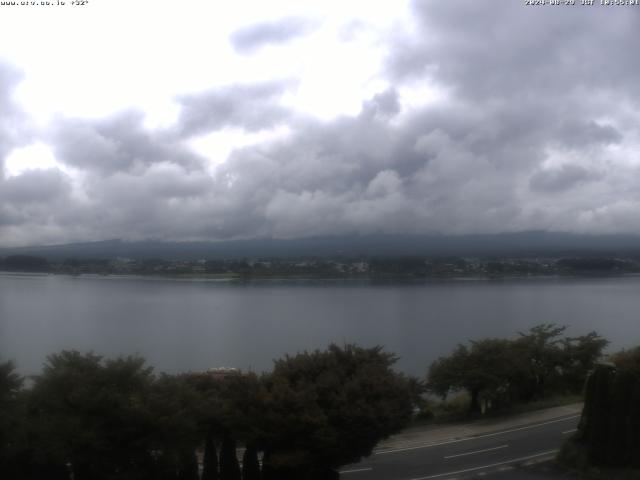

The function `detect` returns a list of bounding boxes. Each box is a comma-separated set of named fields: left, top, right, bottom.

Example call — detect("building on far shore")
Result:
left=207, top=367, right=240, bottom=380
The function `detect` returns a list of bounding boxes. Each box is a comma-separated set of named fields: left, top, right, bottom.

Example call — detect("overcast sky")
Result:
left=1, top=0, right=639, bottom=247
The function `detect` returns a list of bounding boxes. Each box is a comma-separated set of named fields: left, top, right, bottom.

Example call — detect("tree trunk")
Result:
left=469, top=388, right=481, bottom=414
left=241, top=445, right=260, bottom=480
left=202, top=432, right=219, bottom=480
left=260, top=451, right=276, bottom=480
left=177, top=450, right=199, bottom=480
left=219, top=433, right=241, bottom=480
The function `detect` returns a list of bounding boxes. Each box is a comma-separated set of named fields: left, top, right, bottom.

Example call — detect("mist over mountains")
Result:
left=3, top=232, right=640, bottom=261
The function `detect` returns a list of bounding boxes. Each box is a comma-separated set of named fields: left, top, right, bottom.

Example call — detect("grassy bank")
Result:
left=411, top=393, right=583, bottom=427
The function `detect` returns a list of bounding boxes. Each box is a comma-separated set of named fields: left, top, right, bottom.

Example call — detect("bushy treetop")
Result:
left=260, top=344, right=414, bottom=469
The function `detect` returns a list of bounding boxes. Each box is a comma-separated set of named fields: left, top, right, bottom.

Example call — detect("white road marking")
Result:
left=562, top=428, right=578, bottom=435
left=376, top=415, right=579, bottom=455
left=409, top=449, right=558, bottom=480
left=444, top=444, right=508, bottom=459
left=340, top=467, right=373, bottom=474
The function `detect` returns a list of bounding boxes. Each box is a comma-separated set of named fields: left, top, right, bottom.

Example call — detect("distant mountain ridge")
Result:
left=2, top=232, right=640, bottom=260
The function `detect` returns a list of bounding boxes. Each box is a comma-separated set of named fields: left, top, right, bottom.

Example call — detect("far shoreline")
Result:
left=3, top=269, right=640, bottom=284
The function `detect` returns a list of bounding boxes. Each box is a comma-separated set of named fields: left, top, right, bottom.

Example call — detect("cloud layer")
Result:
left=230, top=16, right=317, bottom=54
left=2, top=2, right=640, bottom=246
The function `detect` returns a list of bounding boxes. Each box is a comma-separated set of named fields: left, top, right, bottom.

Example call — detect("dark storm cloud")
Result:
left=210, top=102, right=533, bottom=237
left=529, top=164, right=599, bottom=193
left=0, top=206, right=22, bottom=227
left=174, top=81, right=292, bottom=137
left=0, top=168, right=75, bottom=243
left=1, top=168, right=71, bottom=204
left=556, top=120, right=623, bottom=149
left=51, top=110, right=207, bottom=175
left=361, top=88, right=400, bottom=120
left=4, top=1, right=640, bottom=246
left=390, top=0, right=640, bottom=99
left=362, top=0, right=640, bottom=233
left=199, top=1, right=640, bottom=237
left=230, top=17, right=316, bottom=53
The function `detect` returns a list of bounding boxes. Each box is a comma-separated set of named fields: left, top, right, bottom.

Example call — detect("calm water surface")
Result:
left=1, top=273, right=639, bottom=376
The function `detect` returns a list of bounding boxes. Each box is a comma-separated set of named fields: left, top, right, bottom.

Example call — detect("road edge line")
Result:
left=409, top=449, right=558, bottom=480
left=375, top=415, right=579, bottom=455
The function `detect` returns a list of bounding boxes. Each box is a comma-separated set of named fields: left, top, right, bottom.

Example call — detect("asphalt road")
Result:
left=339, top=414, right=580, bottom=480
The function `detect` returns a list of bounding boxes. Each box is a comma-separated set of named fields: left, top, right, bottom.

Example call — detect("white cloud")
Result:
left=4, top=143, right=63, bottom=177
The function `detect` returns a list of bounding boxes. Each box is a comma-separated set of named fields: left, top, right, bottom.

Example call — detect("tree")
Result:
left=427, top=339, right=520, bottom=413
left=513, top=324, right=568, bottom=400
left=572, top=347, right=640, bottom=469
left=177, top=450, right=199, bottom=480
left=148, top=374, right=204, bottom=478
left=201, top=431, right=219, bottom=480
left=561, top=332, right=609, bottom=393
left=258, top=344, right=413, bottom=478
left=0, top=361, right=25, bottom=479
left=242, top=445, right=261, bottom=480
left=215, top=372, right=266, bottom=446
left=427, top=325, right=609, bottom=414
left=611, top=345, right=640, bottom=374
left=27, top=351, right=157, bottom=480
left=219, top=432, right=241, bottom=480
left=184, top=370, right=265, bottom=479
left=427, top=344, right=468, bottom=398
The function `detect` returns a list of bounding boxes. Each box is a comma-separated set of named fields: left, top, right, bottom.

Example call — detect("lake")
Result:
left=1, top=273, right=639, bottom=377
